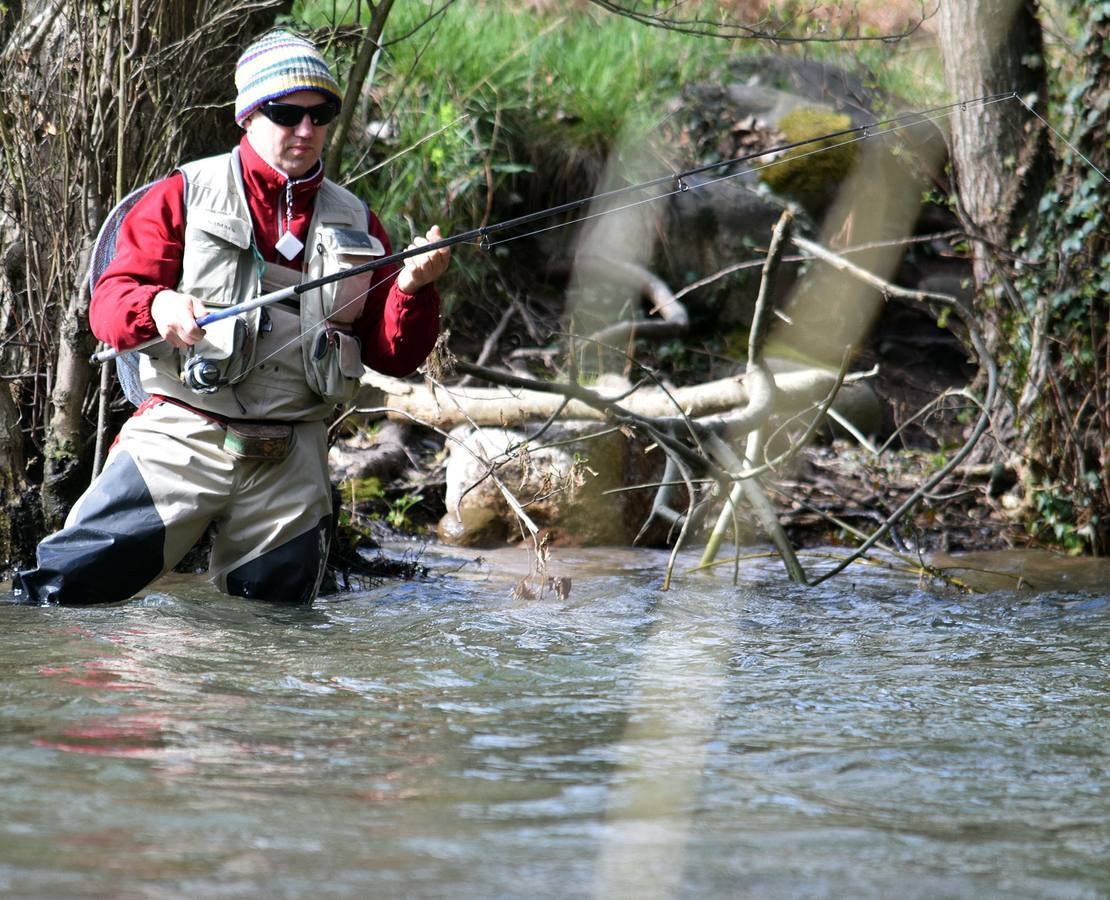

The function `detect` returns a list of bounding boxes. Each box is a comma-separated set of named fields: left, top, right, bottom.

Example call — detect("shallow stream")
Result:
left=2, top=545, right=1108, bottom=898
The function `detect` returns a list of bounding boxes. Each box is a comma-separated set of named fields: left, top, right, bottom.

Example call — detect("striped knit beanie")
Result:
left=234, top=31, right=342, bottom=126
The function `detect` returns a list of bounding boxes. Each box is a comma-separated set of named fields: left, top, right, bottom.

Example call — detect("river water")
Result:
left=2, top=545, right=1107, bottom=898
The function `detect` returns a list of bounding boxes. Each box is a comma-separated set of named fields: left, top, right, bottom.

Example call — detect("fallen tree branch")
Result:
left=696, top=209, right=807, bottom=581
left=358, top=365, right=840, bottom=428
left=347, top=224, right=990, bottom=591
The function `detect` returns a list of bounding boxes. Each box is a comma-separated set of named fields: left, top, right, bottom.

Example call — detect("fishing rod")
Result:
left=91, top=90, right=1017, bottom=366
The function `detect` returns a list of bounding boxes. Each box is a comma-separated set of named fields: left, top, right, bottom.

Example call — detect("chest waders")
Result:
left=13, top=153, right=385, bottom=606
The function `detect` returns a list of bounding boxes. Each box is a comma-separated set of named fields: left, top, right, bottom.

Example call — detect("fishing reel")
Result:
left=182, top=355, right=226, bottom=394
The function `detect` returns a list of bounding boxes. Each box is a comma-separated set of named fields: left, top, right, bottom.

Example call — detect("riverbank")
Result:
left=329, top=425, right=1029, bottom=569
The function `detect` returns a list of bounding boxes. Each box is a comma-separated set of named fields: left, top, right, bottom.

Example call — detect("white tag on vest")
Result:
left=275, top=230, right=304, bottom=260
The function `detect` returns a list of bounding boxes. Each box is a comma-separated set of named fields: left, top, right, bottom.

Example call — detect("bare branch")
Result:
left=586, top=0, right=938, bottom=45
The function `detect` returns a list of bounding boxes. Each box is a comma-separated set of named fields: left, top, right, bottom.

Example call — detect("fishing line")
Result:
left=1013, top=93, right=1110, bottom=183
left=298, top=90, right=1019, bottom=296
left=217, top=92, right=1022, bottom=384
left=98, top=91, right=1048, bottom=380
left=240, top=105, right=962, bottom=375
left=484, top=97, right=997, bottom=249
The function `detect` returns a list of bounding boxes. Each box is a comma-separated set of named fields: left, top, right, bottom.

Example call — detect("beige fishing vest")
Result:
left=138, top=149, right=383, bottom=421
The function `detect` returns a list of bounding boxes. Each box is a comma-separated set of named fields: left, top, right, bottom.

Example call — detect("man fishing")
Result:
left=15, top=30, right=449, bottom=605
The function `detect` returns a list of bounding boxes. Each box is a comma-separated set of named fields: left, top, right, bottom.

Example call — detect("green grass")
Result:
left=357, top=1, right=755, bottom=244
left=291, top=0, right=947, bottom=306
left=382, top=3, right=737, bottom=134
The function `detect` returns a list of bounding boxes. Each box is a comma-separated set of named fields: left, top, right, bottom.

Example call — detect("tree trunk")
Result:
left=40, top=277, right=97, bottom=527
left=936, top=0, right=1052, bottom=321
left=0, top=385, right=40, bottom=575
left=325, top=0, right=396, bottom=181
left=936, top=0, right=1053, bottom=469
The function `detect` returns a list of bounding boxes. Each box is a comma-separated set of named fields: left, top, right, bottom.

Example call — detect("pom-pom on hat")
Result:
left=234, top=31, right=342, bottom=126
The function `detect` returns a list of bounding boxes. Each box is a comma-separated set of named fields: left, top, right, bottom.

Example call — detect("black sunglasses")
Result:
left=258, top=100, right=339, bottom=128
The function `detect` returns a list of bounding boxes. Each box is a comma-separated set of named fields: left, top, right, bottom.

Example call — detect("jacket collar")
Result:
left=237, top=134, right=324, bottom=204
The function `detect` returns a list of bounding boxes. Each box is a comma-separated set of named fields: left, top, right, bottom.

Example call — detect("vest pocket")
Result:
left=301, top=226, right=381, bottom=404
left=306, top=328, right=364, bottom=404
left=305, top=226, right=385, bottom=324
left=181, top=211, right=252, bottom=307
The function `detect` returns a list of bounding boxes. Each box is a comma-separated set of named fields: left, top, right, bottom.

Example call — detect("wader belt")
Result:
left=141, top=393, right=295, bottom=461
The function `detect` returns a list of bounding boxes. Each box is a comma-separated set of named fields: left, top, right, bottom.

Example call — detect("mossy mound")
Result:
left=759, top=107, right=858, bottom=215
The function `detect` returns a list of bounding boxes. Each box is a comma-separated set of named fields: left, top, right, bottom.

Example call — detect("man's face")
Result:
left=244, top=90, right=331, bottom=178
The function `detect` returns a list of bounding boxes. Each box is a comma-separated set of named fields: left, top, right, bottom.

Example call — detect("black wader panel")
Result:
left=14, top=453, right=165, bottom=605
left=225, top=514, right=331, bottom=604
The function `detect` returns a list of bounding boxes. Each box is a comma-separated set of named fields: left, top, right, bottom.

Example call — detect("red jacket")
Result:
left=92, top=135, right=440, bottom=378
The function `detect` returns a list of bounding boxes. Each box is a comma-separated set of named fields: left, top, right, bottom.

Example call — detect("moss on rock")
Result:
left=759, top=107, right=857, bottom=215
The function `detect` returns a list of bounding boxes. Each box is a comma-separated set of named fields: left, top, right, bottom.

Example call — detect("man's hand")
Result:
left=395, top=225, right=451, bottom=295
left=151, top=290, right=208, bottom=349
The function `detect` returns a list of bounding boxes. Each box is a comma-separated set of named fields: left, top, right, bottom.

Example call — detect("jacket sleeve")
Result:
left=90, top=174, right=187, bottom=351
left=350, top=212, right=442, bottom=377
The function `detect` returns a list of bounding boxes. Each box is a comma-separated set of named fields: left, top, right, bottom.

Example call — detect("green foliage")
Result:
left=337, top=475, right=426, bottom=533
left=342, top=476, right=384, bottom=505
left=366, top=1, right=748, bottom=219
left=385, top=491, right=424, bottom=531
left=1006, top=2, right=1109, bottom=553
left=302, top=4, right=743, bottom=219
left=1030, top=488, right=1088, bottom=555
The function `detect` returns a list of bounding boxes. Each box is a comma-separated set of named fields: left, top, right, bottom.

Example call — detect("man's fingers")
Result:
left=395, top=224, right=450, bottom=293
left=152, top=290, right=207, bottom=348
left=187, top=298, right=209, bottom=339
